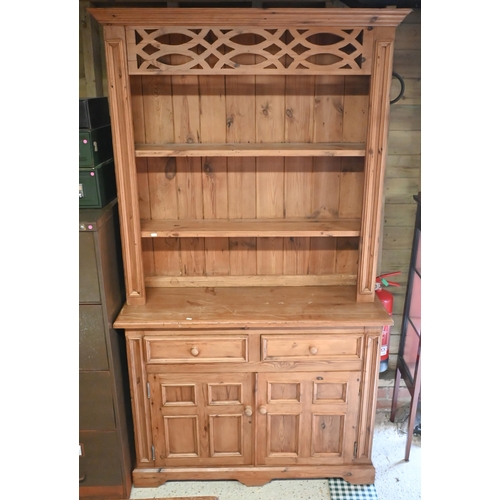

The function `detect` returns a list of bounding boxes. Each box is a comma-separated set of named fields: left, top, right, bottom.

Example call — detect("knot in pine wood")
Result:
left=204, top=162, right=213, bottom=177
left=164, top=158, right=176, bottom=180
left=286, top=108, right=294, bottom=119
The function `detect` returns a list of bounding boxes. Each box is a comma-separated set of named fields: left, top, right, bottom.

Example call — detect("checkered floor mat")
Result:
left=329, top=478, right=378, bottom=499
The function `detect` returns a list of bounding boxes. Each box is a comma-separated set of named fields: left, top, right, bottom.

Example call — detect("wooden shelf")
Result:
left=113, top=285, right=393, bottom=329
left=145, top=274, right=357, bottom=288
left=135, top=143, right=366, bottom=158
left=141, top=219, right=361, bottom=238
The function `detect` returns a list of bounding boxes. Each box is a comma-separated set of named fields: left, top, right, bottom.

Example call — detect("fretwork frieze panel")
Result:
left=126, top=27, right=373, bottom=75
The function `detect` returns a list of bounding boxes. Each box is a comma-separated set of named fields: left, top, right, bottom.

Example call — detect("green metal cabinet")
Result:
left=79, top=159, right=116, bottom=208
left=79, top=125, right=113, bottom=167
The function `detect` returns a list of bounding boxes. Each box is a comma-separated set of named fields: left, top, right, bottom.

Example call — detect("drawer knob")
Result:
left=190, top=347, right=200, bottom=356
left=244, top=406, right=253, bottom=417
left=259, top=406, right=267, bottom=415
left=309, top=345, right=318, bottom=355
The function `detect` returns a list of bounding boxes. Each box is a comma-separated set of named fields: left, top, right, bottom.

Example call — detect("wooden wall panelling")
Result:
left=80, top=0, right=104, bottom=97
left=382, top=9, right=421, bottom=368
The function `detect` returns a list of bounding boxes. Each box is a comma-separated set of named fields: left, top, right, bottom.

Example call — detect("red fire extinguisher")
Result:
left=375, top=271, right=401, bottom=373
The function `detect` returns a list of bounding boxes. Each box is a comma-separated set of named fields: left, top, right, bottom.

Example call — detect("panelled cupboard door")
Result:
left=148, top=372, right=253, bottom=467
left=256, top=372, right=360, bottom=466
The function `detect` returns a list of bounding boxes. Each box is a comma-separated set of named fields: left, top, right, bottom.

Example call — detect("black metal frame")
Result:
left=390, top=192, right=421, bottom=462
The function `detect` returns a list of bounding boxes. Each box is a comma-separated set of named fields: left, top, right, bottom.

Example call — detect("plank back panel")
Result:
left=226, top=37, right=258, bottom=275
left=129, top=63, right=368, bottom=285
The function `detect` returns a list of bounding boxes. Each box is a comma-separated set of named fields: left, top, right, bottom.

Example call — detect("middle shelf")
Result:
left=141, top=218, right=361, bottom=238
left=135, top=142, right=366, bottom=158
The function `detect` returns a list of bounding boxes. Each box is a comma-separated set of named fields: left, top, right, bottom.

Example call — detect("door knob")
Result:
left=309, top=345, right=318, bottom=355
left=244, top=406, right=253, bottom=417
left=259, top=405, right=267, bottom=415
left=190, top=347, right=199, bottom=356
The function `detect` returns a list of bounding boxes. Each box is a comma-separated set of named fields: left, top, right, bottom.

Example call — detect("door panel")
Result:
left=164, top=415, right=200, bottom=458
left=149, top=372, right=253, bottom=467
left=256, top=371, right=360, bottom=466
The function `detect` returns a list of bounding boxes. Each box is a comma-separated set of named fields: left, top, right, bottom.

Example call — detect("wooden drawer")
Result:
left=261, top=333, right=363, bottom=362
left=144, top=335, right=249, bottom=363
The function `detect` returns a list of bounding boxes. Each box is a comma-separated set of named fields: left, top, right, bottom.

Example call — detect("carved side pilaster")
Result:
left=104, top=26, right=145, bottom=305
left=358, top=28, right=395, bottom=302
left=126, top=332, right=153, bottom=465
left=356, top=328, right=381, bottom=460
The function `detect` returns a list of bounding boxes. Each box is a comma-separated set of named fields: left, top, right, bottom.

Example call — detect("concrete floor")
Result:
left=129, top=408, right=421, bottom=499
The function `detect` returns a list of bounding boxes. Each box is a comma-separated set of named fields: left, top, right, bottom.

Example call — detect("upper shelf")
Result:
left=135, top=143, right=366, bottom=158
left=141, top=218, right=361, bottom=238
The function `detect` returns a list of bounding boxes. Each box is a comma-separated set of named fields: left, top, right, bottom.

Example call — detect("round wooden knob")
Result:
left=244, top=406, right=253, bottom=417
left=259, top=406, right=267, bottom=415
left=309, top=345, right=318, bottom=355
left=190, top=347, right=199, bottom=356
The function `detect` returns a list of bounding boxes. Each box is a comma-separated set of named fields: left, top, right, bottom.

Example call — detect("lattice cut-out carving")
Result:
left=126, top=27, right=372, bottom=75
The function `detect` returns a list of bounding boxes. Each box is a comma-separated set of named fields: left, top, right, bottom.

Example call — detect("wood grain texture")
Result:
left=255, top=371, right=360, bottom=465
left=113, top=286, right=391, bottom=329
left=89, top=7, right=412, bottom=27
left=144, top=274, right=356, bottom=288
left=357, top=28, right=395, bottom=302
left=92, top=6, right=410, bottom=487
left=355, top=330, right=381, bottom=460
left=103, top=26, right=145, bottom=305
left=135, top=143, right=366, bottom=156
left=125, top=335, right=153, bottom=465
left=132, top=464, right=375, bottom=487
left=141, top=219, right=361, bottom=238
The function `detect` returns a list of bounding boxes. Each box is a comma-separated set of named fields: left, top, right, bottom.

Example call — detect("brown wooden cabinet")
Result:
left=89, top=5, right=410, bottom=488
left=79, top=200, right=134, bottom=499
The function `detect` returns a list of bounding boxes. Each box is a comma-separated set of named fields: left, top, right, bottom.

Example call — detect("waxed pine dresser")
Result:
left=89, top=5, right=410, bottom=488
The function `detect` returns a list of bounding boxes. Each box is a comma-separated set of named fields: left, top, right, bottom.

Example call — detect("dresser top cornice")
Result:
left=89, top=7, right=412, bottom=27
